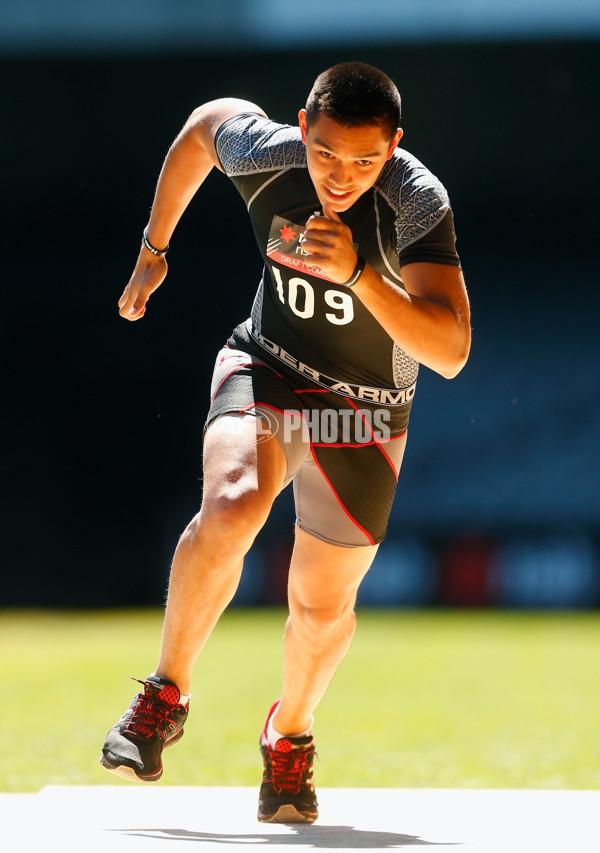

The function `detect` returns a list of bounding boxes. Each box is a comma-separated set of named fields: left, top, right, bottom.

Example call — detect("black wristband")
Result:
left=143, top=227, right=169, bottom=257
left=344, top=254, right=366, bottom=288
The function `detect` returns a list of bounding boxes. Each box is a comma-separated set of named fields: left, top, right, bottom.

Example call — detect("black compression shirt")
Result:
left=215, top=113, right=460, bottom=407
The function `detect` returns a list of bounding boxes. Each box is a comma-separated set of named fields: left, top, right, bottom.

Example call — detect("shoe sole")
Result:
left=99, top=729, right=184, bottom=783
left=257, top=804, right=318, bottom=824
left=99, top=752, right=162, bottom=782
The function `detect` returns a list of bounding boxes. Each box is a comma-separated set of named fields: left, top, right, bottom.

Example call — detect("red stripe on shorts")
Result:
left=309, top=445, right=375, bottom=546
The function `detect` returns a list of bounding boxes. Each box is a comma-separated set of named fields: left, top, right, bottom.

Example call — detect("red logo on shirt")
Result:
left=279, top=224, right=296, bottom=243
left=267, top=215, right=337, bottom=283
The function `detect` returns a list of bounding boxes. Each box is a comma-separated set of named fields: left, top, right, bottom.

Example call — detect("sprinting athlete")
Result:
left=100, top=62, right=471, bottom=823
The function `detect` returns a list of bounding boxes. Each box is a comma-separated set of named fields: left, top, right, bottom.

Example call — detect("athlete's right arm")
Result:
left=118, top=98, right=267, bottom=320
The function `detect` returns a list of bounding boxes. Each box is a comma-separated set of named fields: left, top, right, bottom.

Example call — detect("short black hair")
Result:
left=305, top=62, right=401, bottom=141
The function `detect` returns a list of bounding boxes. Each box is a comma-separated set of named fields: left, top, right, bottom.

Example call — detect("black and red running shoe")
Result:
left=100, top=676, right=188, bottom=782
left=257, top=701, right=318, bottom=823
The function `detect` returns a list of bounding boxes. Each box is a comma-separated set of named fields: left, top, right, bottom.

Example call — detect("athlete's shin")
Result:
left=155, top=515, right=247, bottom=693
left=274, top=527, right=374, bottom=735
left=275, top=606, right=357, bottom=736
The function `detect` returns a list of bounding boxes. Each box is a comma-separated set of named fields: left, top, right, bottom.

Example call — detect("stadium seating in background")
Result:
left=489, top=535, right=599, bottom=608
left=437, top=537, right=496, bottom=607
left=357, top=539, right=437, bottom=606
left=231, top=532, right=600, bottom=609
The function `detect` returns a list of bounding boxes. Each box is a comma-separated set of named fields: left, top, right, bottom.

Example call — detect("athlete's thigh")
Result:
left=205, top=344, right=311, bottom=490
left=202, top=413, right=287, bottom=508
left=294, top=431, right=408, bottom=548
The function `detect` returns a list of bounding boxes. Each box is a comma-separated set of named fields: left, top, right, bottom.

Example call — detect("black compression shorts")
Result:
left=205, top=323, right=409, bottom=547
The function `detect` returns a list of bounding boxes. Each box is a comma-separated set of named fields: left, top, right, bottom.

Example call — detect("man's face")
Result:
left=299, top=109, right=403, bottom=213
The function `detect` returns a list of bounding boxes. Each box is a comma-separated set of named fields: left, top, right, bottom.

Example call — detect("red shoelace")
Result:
left=124, top=678, right=180, bottom=741
left=266, top=739, right=315, bottom=794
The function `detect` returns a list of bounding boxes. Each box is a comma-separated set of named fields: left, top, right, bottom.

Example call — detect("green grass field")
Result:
left=1, top=608, right=599, bottom=793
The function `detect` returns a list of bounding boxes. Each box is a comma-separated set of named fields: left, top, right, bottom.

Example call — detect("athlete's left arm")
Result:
left=302, top=205, right=471, bottom=379
left=356, top=261, right=471, bottom=379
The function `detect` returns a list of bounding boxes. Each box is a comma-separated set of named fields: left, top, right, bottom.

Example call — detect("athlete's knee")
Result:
left=289, top=596, right=357, bottom=645
left=197, top=478, right=275, bottom=550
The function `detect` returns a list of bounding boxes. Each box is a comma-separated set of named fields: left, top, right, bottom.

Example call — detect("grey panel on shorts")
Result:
left=293, top=456, right=372, bottom=548
left=294, top=433, right=407, bottom=548
left=256, top=405, right=311, bottom=490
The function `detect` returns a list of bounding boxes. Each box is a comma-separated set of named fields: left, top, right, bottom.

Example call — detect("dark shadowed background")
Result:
left=1, top=2, right=599, bottom=608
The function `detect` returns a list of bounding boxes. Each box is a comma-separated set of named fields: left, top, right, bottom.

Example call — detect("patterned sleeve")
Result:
left=376, top=149, right=455, bottom=257
left=215, top=113, right=306, bottom=177
left=398, top=209, right=461, bottom=268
